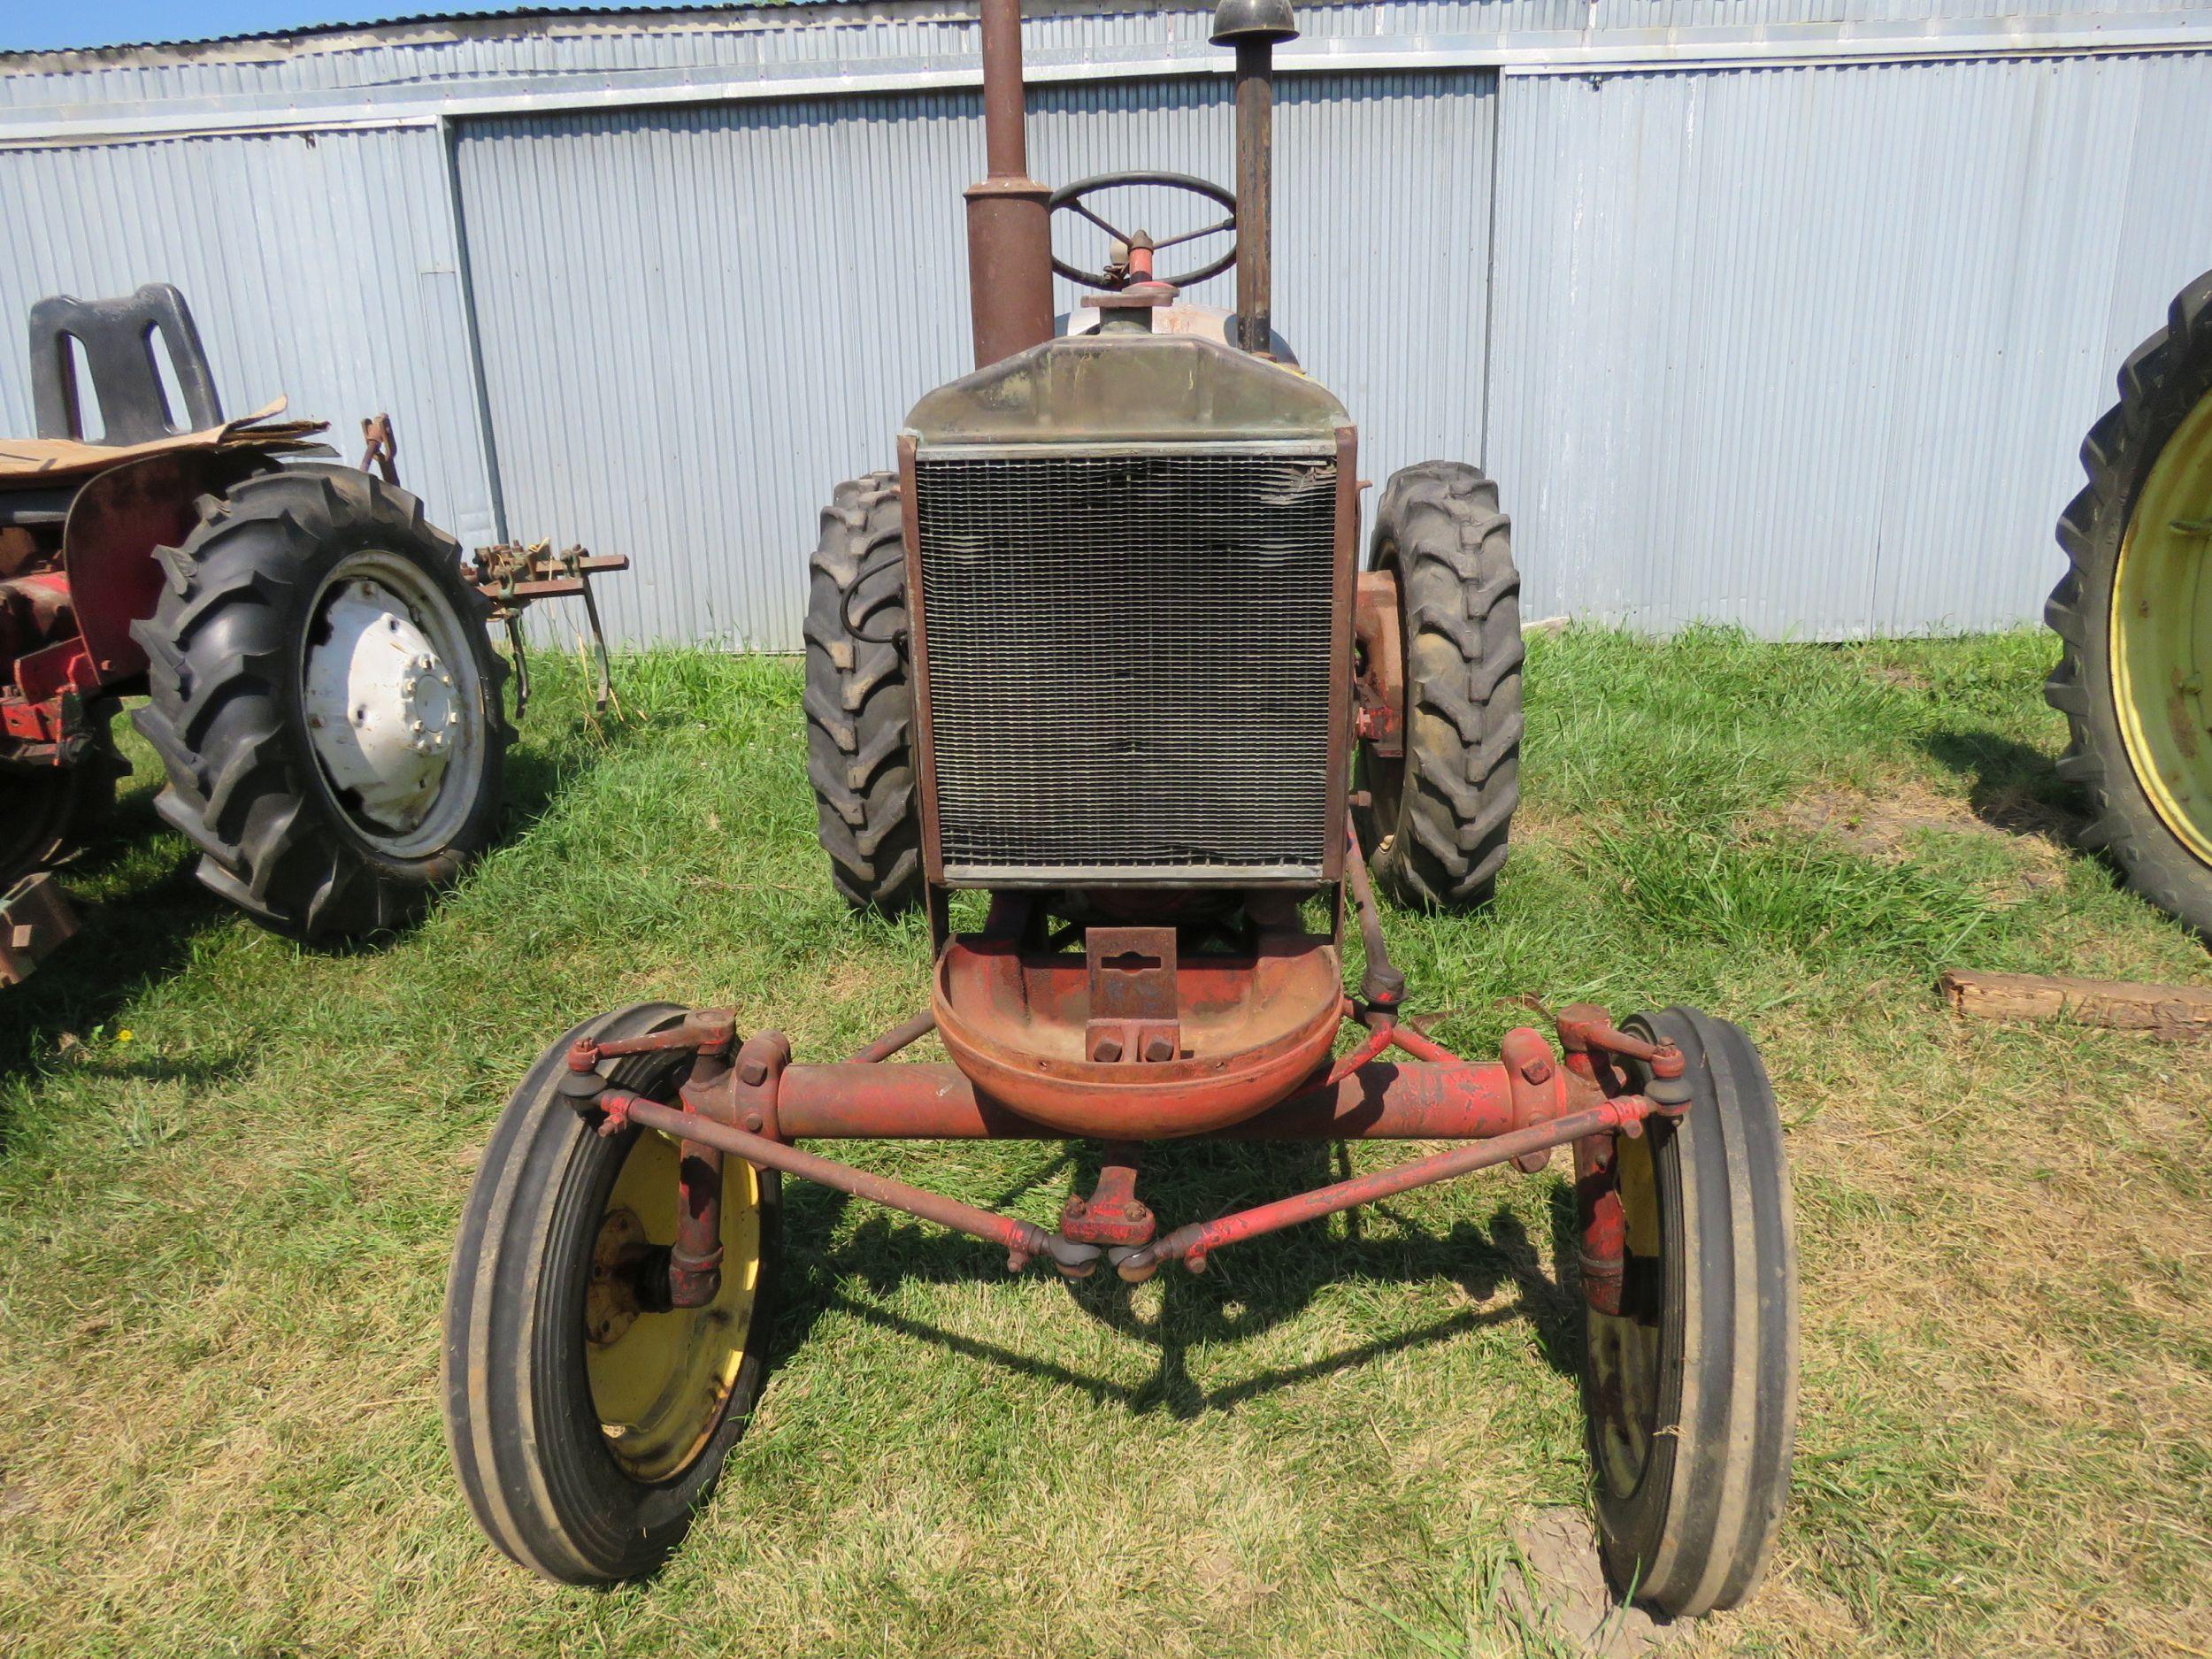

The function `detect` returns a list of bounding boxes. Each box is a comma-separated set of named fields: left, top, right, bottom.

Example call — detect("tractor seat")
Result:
left=27, top=281, right=224, bottom=449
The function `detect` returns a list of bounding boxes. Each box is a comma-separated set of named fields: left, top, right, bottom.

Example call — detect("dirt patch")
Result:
left=1783, top=783, right=2073, bottom=889
left=1507, top=1509, right=1678, bottom=1655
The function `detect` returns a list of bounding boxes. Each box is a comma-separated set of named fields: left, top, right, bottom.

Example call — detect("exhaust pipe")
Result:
left=964, top=0, right=1056, bottom=368
left=1213, top=0, right=1297, bottom=357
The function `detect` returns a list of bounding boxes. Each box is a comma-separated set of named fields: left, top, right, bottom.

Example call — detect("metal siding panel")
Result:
left=0, top=128, right=498, bottom=546
left=1487, top=53, right=2212, bottom=638
left=455, top=69, right=1492, bottom=649
left=8, top=2, right=2206, bottom=111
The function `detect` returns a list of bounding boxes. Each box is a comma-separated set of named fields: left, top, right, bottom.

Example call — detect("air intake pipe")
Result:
left=964, top=0, right=1056, bottom=368
left=1212, top=0, right=1297, bottom=357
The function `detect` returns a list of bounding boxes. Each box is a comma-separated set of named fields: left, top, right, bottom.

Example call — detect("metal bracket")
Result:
left=1085, top=925, right=1181, bottom=1064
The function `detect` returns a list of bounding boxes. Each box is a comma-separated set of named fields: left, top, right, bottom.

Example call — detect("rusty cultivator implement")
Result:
left=444, top=0, right=1798, bottom=1616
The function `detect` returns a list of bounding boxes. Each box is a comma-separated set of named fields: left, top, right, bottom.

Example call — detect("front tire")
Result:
left=2047, top=270, right=2212, bottom=936
left=442, top=1003, right=784, bottom=1584
left=1581, top=1008, right=1798, bottom=1617
left=1354, top=462, right=1524, bottom=910
left=132, top=465, right=510, bottom=940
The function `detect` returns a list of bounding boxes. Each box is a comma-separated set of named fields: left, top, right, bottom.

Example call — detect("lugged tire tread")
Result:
left=803, top=472, right=922, bottom=913
left=1360, top=461, right=1524, bottom=910
left=2044, top=267, right=2212, bottom=936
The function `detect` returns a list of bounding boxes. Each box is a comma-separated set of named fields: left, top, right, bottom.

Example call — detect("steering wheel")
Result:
left=1048, top=171, right=1239, bottom=291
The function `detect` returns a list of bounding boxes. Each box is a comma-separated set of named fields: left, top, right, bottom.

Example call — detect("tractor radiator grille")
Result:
left=914, top=447, right=1340, bottom=882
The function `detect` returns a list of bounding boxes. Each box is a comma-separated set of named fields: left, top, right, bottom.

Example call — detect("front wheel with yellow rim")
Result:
left=1578, top=1008, right=1798, bottom=1617
left=442, top=1003, right=782, bottom=1584
left=2048, top=269, right=2212, bottom=937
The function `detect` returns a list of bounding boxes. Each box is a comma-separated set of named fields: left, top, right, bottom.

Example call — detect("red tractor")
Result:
left=442, top=0, right=1798, bottom=1617
left=0, top=285, right=618, bottom=979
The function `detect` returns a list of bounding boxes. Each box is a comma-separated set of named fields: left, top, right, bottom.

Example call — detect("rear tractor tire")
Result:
left=1580, top=1008, right=1798, bottom=1617
left=1355, top=462, right=1524, bottom=910
left=2047, top=269, right=2212, bottom=936
left=803, top=472, right=922, bottom=913
left=132, top=465, right=510, bottom=940
left=443, top=1003, right=784, bottom=1583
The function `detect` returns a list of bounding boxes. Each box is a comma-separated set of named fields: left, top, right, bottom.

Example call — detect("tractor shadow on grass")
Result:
left=1918, top=728, right=2088, bottom=856
left=773, top=1144, right=1582, bottom=1420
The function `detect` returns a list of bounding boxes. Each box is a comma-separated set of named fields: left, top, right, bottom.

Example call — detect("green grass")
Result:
left=2, top=628, right=2208, bottom=1657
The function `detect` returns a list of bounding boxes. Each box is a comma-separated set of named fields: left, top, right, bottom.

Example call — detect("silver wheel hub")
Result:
left=299, top=556, right=483, bottom=855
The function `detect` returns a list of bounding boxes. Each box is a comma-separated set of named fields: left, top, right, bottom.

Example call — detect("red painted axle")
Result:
left=772, top=1058, right=1540, bottom=1141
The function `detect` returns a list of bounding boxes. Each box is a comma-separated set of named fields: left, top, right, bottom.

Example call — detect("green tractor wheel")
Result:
left=2048, top=271, right=2212, bottom=936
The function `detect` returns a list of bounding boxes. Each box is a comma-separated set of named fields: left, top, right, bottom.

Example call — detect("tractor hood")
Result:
left=902, top=331, right=1349, bottom=447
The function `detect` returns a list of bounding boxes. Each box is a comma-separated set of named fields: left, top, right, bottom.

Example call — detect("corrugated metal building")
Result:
left=3, top=1, right=2208, bottom=645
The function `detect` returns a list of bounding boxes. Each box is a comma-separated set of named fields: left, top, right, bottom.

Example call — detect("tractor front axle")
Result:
left=565, top=1001, right=1684, bottom=1288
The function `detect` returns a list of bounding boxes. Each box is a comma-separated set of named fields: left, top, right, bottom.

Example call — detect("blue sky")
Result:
left=0, top=1, right=643, bottom=52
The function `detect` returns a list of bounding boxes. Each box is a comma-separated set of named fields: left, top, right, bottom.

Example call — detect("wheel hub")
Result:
left=303, top=575, right=463, bottom=835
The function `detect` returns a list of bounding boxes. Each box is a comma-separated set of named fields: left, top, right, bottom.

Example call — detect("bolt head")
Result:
left=741, top=1110, right=764, bottom=1133
left=739, top=1058, right=768, bottom=1087
left=1519, top=1057, right=1554, bottom=1086
left=1091, top=1037, right=1123, bottom=1064
left=1143, top=1036, right=1175, bottom=1064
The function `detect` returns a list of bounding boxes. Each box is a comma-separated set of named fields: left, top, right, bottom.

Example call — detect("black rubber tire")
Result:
left=1582, top=1008, right=1798, bottom=1617
left=803, top=472, right=922, bottom=913
left=0, top=703, right=122, bottom=887
left=2047, top=270, right=2212, bottom=937
left=130, top=465, right=510, bottom=940
left=442, top=1002, right=785, bottom=1584
left=1355, top=462, right=1524, bottom=910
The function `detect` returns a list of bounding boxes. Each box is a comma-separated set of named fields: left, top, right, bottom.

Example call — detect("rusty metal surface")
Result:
left=1353, top=566, right=1404, bottom=756
left=1084, top=925, right=1180, bottom=1064
left=1231, top=38, right=1277, bottom=356
left=0, top=871, right=77, bottom=986
left=930, top=926, right=1345, bottom=1137
left=964, top=0, right=1055, bottom=368
left=905, top=332, right=1346, bottom=446
left=1115, top=1092, right=1662, bottom=1279
left=846, top=1010, right=937, bottom=1066
left=1061, top=1144, right=1155, bottom=1246
left=615, top=1094, right=1100, bottom=1274
left=773, top=1054, right=1551, bottom=1142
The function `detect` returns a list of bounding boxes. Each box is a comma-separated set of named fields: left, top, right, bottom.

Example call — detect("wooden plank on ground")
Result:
left=1939, top=968, right=2212, bottom=1032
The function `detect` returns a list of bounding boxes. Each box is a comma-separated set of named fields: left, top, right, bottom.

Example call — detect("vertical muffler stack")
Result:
left=1212, top=0, right=1298, bottom=357
left=964, top=0, right=1056, bottom=368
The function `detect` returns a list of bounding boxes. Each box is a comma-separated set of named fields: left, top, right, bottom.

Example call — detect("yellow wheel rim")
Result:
left=2111, top=388, right=2212, bottom=864
left=1586, top=1131, right=1663, bottom=1500
left=584, top=1131, right=764, bottom=1483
